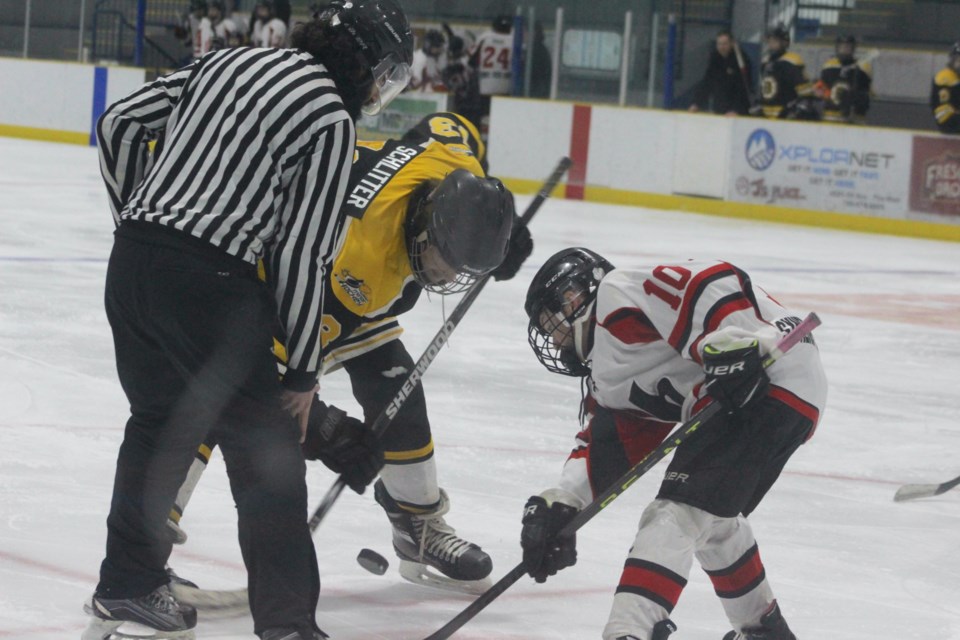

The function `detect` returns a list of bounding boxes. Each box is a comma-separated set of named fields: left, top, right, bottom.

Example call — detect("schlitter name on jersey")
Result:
left=345, top=145, right=421, bottom=215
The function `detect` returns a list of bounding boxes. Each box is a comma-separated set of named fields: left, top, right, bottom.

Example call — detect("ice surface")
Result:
left=1, top=137, right=959, bottom=639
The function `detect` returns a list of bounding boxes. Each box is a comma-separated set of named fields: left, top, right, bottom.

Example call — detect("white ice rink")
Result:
left=1, top=136, right=959, bottom=639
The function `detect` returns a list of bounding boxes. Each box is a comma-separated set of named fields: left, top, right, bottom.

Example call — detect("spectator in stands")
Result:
left=931, top=41, right=960, bottom=134
left=409, top=29, right=448, bottom=92
left=688, top=30, right=752, bottom=116
left=529, top=21, right=552, bottom=99
left=250, top=0, right=287, bottom=48
left=757, top=25, right=813, bottom=119
left=470, top=15, right=515, bottom=139
left=816, top=35, right=872, bottom=124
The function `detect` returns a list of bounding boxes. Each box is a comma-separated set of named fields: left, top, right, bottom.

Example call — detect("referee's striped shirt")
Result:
left=97, top=46, right=356, bottom=388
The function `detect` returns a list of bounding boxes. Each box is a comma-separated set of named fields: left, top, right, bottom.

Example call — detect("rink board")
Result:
left=489, top=97, right=960, bottom=241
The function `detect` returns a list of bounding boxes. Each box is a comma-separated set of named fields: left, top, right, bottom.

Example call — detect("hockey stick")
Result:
left=422, top=313, right=822, bottom=640
left=893, top=473, right=960, bottom=502
left=307, top=156, right=574, bottom=532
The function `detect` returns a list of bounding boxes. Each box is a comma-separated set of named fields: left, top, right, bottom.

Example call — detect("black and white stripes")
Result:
left=96, top=46, right=356, bottom=385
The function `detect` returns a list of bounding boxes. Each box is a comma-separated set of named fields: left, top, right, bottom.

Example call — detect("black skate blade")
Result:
left=357, top=548, right=389, bottom=575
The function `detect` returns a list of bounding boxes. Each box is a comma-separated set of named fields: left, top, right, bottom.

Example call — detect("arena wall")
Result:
left=490, top=96, right=960, bottom=242
left=0, top=58, right=146, bottom=146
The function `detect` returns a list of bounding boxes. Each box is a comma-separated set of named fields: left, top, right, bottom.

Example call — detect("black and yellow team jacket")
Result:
left=931, top=67, right=960, bottom=134
left=760, top=51, right=813, bottom=118
left=819, top=56, right=872, bottom=123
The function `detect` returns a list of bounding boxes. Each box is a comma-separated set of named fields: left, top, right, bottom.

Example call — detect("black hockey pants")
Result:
left=97, top=222, right=320, bottom=635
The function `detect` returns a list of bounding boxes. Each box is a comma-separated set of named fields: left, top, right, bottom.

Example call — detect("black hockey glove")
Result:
left=702, top=338, right=770, bottom=413
left=520, top=495, right=578, bottom=583
left=302, top=403, right=384, bottom=494
left=490, top=216, right=532, bottom=282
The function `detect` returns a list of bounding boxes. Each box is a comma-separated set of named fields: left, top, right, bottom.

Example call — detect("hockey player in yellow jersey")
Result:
left=758, top=26, right=813, bottom=119
left=163, top=112, right=532, bottom=597
left=319, top=112, right=529, bottom=594
left=931, top=42, right=960, bottom=134
left=817, top=35, right=872, bottom=124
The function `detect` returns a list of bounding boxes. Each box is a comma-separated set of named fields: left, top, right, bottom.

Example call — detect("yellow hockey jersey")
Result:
left=323, top=113, right=485, bottom=351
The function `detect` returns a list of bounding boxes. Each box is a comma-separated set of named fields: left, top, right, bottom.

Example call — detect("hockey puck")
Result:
left=357, top=548, right=389, bottom=575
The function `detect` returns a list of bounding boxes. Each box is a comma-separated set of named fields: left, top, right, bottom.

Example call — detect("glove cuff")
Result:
left=539, top=488, right=585, bottom=511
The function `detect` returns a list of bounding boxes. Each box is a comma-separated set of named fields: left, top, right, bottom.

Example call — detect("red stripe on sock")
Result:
left=708, top=547, right=764, bottom=594
left=619, top=564, right=685, bottom=609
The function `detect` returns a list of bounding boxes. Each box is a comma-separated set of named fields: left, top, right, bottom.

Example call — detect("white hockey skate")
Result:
left=82, top=584, right=197, bottom=640
left=375, top=480, right=493, bottom=596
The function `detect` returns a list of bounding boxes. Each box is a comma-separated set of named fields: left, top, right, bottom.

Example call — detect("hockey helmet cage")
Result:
left=316, top=0, right=414, bottom=115
left=406, top=169, right=514, bottom=294
left=951, top=40, right=960, bottom=58
left=524, top=247, right=615, bottom=377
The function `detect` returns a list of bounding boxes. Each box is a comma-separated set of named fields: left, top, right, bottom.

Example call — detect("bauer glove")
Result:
left=302, top=403, right=384, bottom=494
left=702, top=337, right=769, bottom=413
left=520, top=495, right=578, bottom=583
left=490, top=214, right=532, bottom=282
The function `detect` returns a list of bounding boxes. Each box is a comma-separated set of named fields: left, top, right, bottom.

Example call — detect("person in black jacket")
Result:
left=689, top=30, right=753, bottom=115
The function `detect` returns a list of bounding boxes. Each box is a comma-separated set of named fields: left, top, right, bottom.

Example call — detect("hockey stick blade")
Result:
left=170, top=583, right=249, bottom=616
left=307, top=156, right=573, bottom=533
left=894, top=473, right=960, bottom=502
left=422, top=313, right=822, bottom=640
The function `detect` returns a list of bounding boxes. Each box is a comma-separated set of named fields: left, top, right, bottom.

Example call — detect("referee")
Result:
left=86, top=2, right=412, bottom=640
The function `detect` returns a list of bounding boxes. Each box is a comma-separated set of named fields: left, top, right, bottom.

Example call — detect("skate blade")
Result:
left=169, top=583, right=249, bottom=617
left=82, top=615, right=196, bottom=640
left=398, top=559, right=492, bottom=596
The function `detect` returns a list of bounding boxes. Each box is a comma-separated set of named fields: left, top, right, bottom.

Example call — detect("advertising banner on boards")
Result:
left=909, top=135, right=960, bottom=218
left=727, top=119, right=910, bottom=216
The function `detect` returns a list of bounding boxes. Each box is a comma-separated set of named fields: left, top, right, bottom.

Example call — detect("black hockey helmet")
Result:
left=493, top=14, right=513, bottom=34
left=524, top=247, right=615, bottom=377
left=835, top=33, right=856, bottom=62
left=423, top=29, right=445, bottom=53
left=314, top=0, right=414, bottom=115
left=406, top=169, right=514, bottom=294
left=766, top=24, right=790, bottom=46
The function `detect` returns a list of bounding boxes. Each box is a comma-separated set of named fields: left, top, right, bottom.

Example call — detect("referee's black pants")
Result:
left=97, top=222, right=320, bottom=635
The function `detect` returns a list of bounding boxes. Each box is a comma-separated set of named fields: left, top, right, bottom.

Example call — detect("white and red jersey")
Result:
left=409, top=49, right=448, bottom=92
left=471, top=30, right=513, bottom=95
left=251, top=18, right=287, bottom=48
left=551, top=260, right=827, bottom=506
left=195, top=17, right=239, bottom=56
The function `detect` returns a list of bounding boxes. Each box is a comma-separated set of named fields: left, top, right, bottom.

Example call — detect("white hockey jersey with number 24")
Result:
left=587, top=260, right=827, bottom=427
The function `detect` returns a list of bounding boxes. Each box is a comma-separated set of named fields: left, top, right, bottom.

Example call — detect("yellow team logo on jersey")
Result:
left=335, top=269, right=372, bottom=306
left=941, top=88, right=951, bottom=104
left=762, top=76, right=778, bottom=100
left=830, top=82, right=849, bottom=105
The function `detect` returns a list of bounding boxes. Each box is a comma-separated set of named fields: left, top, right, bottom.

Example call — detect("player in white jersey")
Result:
left=250, top=0, right=287, bottom=48
left=408, top=29, right=448, bottom=92
left=519, top=248, right=827, bottom=640
left=468, top=15, right=514, bottom=136
left=195, top=1, right=240, bottom=56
